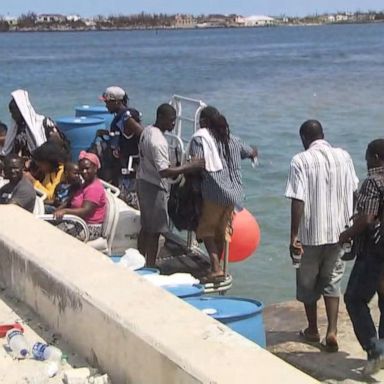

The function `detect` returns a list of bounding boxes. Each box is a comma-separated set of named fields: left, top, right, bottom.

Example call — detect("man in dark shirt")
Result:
left=100, top=86, right=143, bottom=207
left=340, top=139, right=384, bottom=375
left=0, top=154, right=36, bottom=213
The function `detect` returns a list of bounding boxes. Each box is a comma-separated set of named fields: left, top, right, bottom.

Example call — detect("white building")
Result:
left=335, top=14, right=349, bottom=22
left=4, top=16, right=17, bottom=25
left=36, top=14, right=66, bottom=23
left=236, top=15, right=275, bottom=26
left=67, top=14, right=82, bottom=22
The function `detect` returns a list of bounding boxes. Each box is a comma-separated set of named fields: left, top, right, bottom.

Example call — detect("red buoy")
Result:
left=228, top=208, right=260, bottom=262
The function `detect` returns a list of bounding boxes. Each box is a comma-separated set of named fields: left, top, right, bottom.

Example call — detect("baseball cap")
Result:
left=99, top=86, right=127, bottom=101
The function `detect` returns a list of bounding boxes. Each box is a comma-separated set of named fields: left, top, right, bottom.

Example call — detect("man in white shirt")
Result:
left=285, top=120, right=358, bottom=352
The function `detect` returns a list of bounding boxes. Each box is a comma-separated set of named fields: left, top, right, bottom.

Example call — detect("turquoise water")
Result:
left=0, top=24, right=383, bottom=303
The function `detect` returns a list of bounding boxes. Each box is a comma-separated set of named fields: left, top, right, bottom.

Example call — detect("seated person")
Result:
left=54, top=151, right=106, bottom=241
left=0, top=158, right=6, bottom=188
left=53, top=162, right=82, bottom=208
left=1, top=90, right=70, bottom=158
left=45, top=162, right=82, bottom=214
left=0, top=154, right=36, bottom=213
left=0, top=121, right=7, bottom=148
left=24, top=141, right=66, bottom=204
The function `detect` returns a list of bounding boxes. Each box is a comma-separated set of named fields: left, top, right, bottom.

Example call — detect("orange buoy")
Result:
left=228, top=208, right=260, bottom=263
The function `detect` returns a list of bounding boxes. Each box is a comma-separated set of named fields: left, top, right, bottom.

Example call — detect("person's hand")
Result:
left=112, top=149, right=120, bottom=158
left=187, top=157, right=205, bottom=170
left=53, top=209, right=66, bottom=221
left=250, top=145, right=258, bottom=159
left=339, top=230, right=351, bottom=245
left=96, top=129, right=109, bottom=138
left=23, top=171, right=36, bottom=183
left=289, top=237, right=304, bottom=260
left=24, top=159, right=31, bottom=170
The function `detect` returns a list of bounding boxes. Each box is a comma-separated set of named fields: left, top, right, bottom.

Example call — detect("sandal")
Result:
left=200, top=274, right=226, bottom=284
left=299, top=328, right=320, bottom=343
left=320, top=336, right=339, bottom=353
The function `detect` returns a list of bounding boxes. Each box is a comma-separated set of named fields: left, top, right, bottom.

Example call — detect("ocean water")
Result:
left=0, top=24, right=383, bottom=304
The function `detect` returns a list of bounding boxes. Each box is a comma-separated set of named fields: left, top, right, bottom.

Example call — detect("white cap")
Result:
left=100, top=86, right=127, bottom=101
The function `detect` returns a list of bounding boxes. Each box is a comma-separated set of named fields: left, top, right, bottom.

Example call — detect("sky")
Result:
left=1, top=0, right=383, bottom=18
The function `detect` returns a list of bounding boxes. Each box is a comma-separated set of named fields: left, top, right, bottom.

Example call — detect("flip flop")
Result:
left=200, top=274, right=226, bottom=285
left=320, top=337, right=339, bottom=353
left=299, top=328, right=320, bottom=343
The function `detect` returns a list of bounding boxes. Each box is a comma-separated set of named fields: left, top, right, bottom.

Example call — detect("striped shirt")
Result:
left=356, top=166, right=384, bottom=217
left=189, top=135, right=254, bottom=206
left=285, top=139, right=359, bottom=246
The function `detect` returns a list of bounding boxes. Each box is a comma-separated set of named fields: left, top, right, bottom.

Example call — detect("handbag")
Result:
left=348, top=178, right=384, bottom=260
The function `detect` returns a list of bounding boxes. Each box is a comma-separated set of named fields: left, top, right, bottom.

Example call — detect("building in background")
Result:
left=236, top=15, right=276, bottom=27
left=36, top=14, right=66, bottom=23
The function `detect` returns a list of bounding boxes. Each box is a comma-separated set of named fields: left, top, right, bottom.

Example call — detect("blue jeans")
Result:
left=344, top=250, right=384, bottom=353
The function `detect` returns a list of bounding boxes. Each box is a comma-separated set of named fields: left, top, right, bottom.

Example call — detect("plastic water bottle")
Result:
left=6, top=328, right=29, bottom=358
left=32, top=342, right=63, bottom=362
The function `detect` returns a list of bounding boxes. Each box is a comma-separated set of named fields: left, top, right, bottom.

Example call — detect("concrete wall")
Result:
left=0, top=206, right=318, bottom=384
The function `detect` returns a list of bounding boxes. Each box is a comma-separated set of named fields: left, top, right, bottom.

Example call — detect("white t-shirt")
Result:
left=285, top=139, right=359, bottom=246
left=137, top=125, right=170, bottom=190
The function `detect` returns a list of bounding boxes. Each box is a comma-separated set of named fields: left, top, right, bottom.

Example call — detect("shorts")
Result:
left=195, top=200, right=234, bottom=244
left=296, top=244, right=345, bottom=304
left=137, top=179, right=169, bottom=234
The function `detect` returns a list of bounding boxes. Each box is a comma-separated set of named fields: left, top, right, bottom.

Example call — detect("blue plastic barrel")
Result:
left=164, top=284, right=204, bottom=298
left=55, top=116, right=105, bottom=160
left=75, top=105, right=113, bottom=128
left=136, top=268, right=160, bottom=276
left=185, top=296, right=266, bottom=347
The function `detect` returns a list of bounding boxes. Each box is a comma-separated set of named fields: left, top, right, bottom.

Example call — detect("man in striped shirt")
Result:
left=340, top=139, right=384, bottom=375
left=285, top=120, right=358, bottom=351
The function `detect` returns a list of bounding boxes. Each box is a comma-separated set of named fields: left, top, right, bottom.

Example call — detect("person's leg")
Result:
left=145, top=233, right=161, bottom=267
left=196, top=201, right=226, bottom=281
left=214, top=205, right=234, bottom=262
left=377, top=264, right=384, bottom=340
left=304, top=302, right=319, bottom=337
left=138, top=229, right=147, bottom=257
left=323, top=296, right=339, bottom=345
left=136, top=178, right=168, bottom=265
left=203, top=237, right=224, bottom=276
left=297, top=246, right=322, bottom=339
left=344, top=256, right=378, bottom=352
left=320, top=246, right=345, bottom=345
left=378, top=292, right=384, bottom=340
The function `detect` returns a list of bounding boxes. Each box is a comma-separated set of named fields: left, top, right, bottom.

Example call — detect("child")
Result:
left=53, top=162, right=82, bottom=208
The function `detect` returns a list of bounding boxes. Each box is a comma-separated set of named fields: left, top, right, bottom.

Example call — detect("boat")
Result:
left=36, top=95, right=240, bottom=294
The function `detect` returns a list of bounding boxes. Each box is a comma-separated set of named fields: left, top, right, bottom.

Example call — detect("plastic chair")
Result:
left=37, top=189, right=119, bottom=255
left=33, top=188, right=46, bottom=216
left=87, top=191, right=119, bottom=254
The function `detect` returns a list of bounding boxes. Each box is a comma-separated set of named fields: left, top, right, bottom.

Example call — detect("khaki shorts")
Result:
left=196, top=200, right=234, bottom=244
left=296, top=244, right=345, bottom=304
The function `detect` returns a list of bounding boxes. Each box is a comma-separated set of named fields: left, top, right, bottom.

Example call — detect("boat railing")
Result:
left=169, top=94, right=207, bottom=138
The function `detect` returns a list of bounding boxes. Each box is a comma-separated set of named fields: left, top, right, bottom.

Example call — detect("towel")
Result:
left=188, top=128, right=223, bottom=172
left=1, top=89, right=47, bottom=156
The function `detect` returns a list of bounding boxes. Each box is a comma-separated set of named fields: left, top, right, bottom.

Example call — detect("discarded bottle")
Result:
left=32, top=342, right=63, bottom=362
left=6, top=328, right=29, bottom=358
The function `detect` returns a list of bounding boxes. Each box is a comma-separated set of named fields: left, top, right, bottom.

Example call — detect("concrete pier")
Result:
left=265, top=299, right=384, bottom=383
left=0, top=206, right=317, bottom=384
